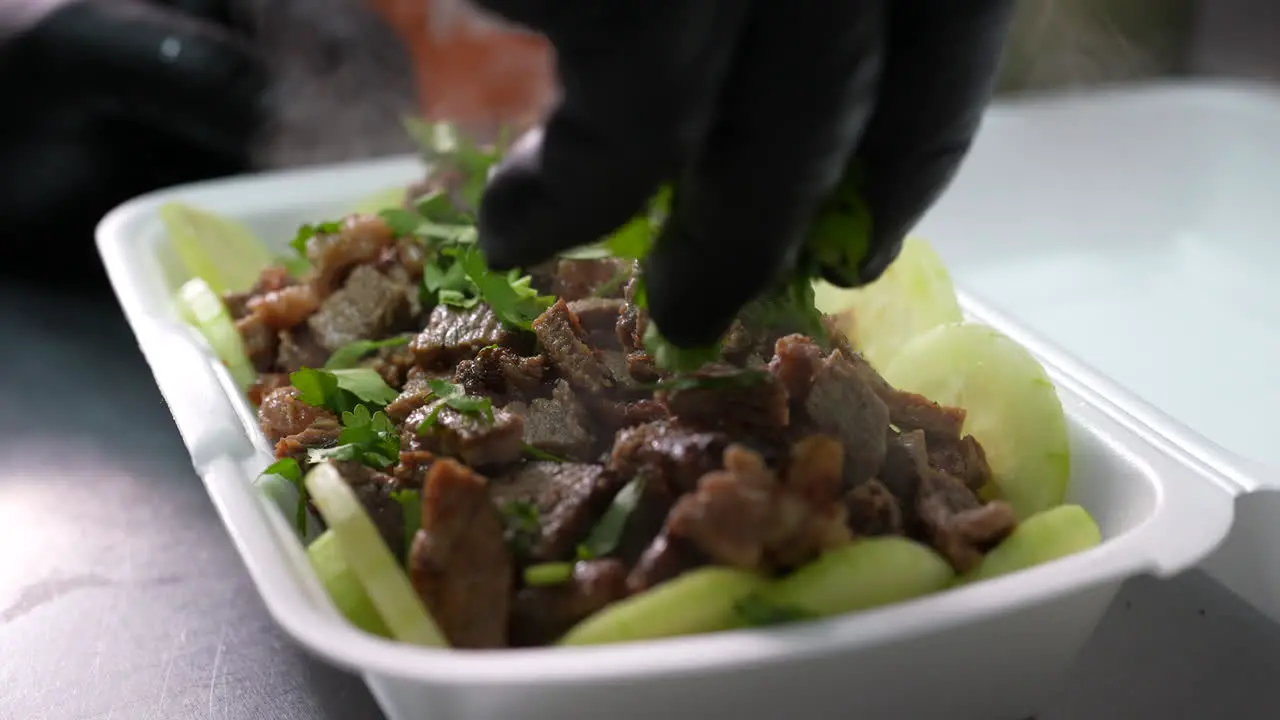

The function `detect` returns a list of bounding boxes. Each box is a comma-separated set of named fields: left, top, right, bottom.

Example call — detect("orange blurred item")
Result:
left=369, top=0, right=556, bottom=135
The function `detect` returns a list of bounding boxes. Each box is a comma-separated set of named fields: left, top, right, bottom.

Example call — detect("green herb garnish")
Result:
left=307, top=405, right=401, bottom=469
left=291, top=220, right=342, bottom=256
left=649, top=369, right=771, bottom=393
left=499, top=500, right=541, bottom=557
left=523, top=444, right=566, bottom=462
left=390, top=488, right=423, bottom=558
left=425, top=378, right=494, bottom=421
left=260, top=457, right=307, bottom=535
left=458, top=246, right=554, bottom=330
left=523, top=562, right=575, bottom=587
left=323, top=335, right=412, bottom=370
left=577, top=477, right=646, bottom=560
left=291, top=367, right=399, bottom=414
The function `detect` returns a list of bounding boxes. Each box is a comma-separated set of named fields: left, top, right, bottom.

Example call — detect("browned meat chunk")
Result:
left=916, top=469, right=1017, bottom=573
left=626, top=351, right=661, bottom=383
left=609, top=420, right=730, bottom=496
left=384, top=367, right=450, bottom=424
left=929, top=433, right=994, bottom=492
left=769, top=333, right=825, bottom=405
left=452, top=346, right=546, bottom=404
left=276, top=326, right=330, bottom=372
left=615, top=273, right=648, bottom=353
left=362, top=336, right=418, bottom=388
left=803, top=351, right=890, bottom=488
left=391, top=449, right=436, bottom=489
left=880, top=428, right=929, bottom=509
left=509, top=559, right=630, bottom=646
left=488, top=462, right=627, bottom=562
left=236, top=313, right=278, bottom=372
left=626, top=533, right=705, bottom=594
left=403, top=400, right=525, bottom=468
left=567, top=298, right=625, bottom=348
left=664, top=442, right=850, bottom=571
left=247, top=373, right=292, bottom=406
left=331, top=461, right=410, bottom=560
left=882, top=391, right=967, bottom=439
left=247, top=284, right=320, bottom=330
left=408, top=459, right=513, bottom=648
left=411, top=303, right=517, bottom=370
left=533, top=299, right=613, bottom=395
left=274, top=418, right=342, bottom=463
left=552, top=258, right=631, bottom=301
left=307, top=265, right=414, bottom=351
left=845, top=479, right=904, bottom=536
left=660, top=367, right=789, bottom=436
left=258, top=386, right=334, bottom=443
left=373, top=237, right=428, bottom=283
left=504, top=380, right=595, bottom=461
left=307, top=213, right=396, bottom=296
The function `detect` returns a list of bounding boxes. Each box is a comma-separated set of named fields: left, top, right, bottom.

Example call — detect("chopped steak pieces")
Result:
left=408, top=459, right=513, bottom=648
left=228, top=212, right=1024, bottom=649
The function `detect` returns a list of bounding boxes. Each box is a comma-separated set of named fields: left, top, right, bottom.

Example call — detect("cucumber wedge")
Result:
left=174, top=278, right=257, bottom=389
left=959, top=504, right=1102, bottom=585
left=755, top=537, right=954, bottom=618
left=814, top=236, right=963, bottom=372
left=883, top=321, right=1071, bottom=519
left=308, top=530, right=392, bottom=637
left=559, top=568, right=768, bottom=646
left=160, top=201, right=273, bottom=295
left=304, top=463, right=446, bottom=647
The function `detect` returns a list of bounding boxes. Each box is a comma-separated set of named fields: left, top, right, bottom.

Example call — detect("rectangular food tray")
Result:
left=95, top=97, right=1265, bottom=719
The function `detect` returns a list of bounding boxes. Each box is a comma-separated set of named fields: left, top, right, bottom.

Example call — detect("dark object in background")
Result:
left=0, top=0, right=265, bottom=283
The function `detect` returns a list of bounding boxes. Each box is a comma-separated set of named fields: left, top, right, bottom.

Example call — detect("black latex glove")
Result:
left=0, top=0, right=267, bottom=271
left=472, top=0, right=1015, bottom=348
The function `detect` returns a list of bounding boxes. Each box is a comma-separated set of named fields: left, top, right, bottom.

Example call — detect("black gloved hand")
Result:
left=0, top=0, right=267, bottom=272
left=471, top=0, right=1015, bottom=348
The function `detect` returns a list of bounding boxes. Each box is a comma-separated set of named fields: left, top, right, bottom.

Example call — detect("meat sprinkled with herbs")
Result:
left=224, top=197, right=1018, bottom=647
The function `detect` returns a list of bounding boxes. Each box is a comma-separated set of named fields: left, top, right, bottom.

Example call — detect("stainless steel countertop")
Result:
left=4, top=275, right=1280, bottom=720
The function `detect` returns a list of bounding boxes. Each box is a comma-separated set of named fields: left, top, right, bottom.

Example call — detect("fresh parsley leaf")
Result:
left=307, top=405, right=401, bottom=469
left=601, top=215, right=655, bottom=260
left=523, top=562, right=574, bottom=587
left=414, top=190, right=465, bottom=223
left=458, top=246, right=553, bottom=330
left=738, top=274, right=829, bottom=348
left=289, top=367, right=398, bottom=413
left=323, top=335, right=411, bottom=370
left=291, top=220, right=342, bottom=256
left=642, top=323, right=721, bottom=373
left=379, top=208, right=421, bottom=237
left=260, top=458, right=307, bottom=535
left=423, top=259, right=477, bottom=309
left=499, top=500, right=541, bottom=557
left=424, top=378, right=494, bottom=422
left=734, top=595, right=816, bottom=628
left=576, top=477, right=646, bottom=560
left=523, top=444, right=565, bottom=462
left=390, top=488, right=422, bottom=558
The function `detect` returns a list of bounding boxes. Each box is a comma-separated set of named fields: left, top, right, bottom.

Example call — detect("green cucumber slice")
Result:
left=175, top=277, right=257, bottom=389
left=883, top=321, right=1071, bottom=520
left=814, top=236, right=963, bottom=372
left=304, top=463, right=446, bottom=647
left=160, top=201, right=273, bottom=295
left=308, top=530, right=392, bottom=637
left=756, top=537, right=954, bottom=618
left=959, top=504, right=1102, bottom=585
left=558, top=568, right=768, bottom=646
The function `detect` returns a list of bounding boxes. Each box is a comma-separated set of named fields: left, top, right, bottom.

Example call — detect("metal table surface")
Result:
left=4, top=272, right=1280, bottom=720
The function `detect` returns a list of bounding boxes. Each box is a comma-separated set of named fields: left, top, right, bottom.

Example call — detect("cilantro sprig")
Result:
left=307, top=405, right=401, bottom=469
left=576, top=477, right=646, bottom=560
left=260, top=457, right=308, bottom=536
left=499, top=499, right=541, bottom=558
left=291, top=367, right=399, bottom=414
left=323, top=335, right=411, bottom=370
left=415, top=378, right=496, bottom=432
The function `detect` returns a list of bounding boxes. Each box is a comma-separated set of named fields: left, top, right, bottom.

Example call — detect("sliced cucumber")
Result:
left=813, top=236, right=963, bottom=372
left=308, top=530, right=392, bottom=637
left=175, top=277, right=257, bottom=389
left=558, top=568, right=768, bottom=647
left=254, top=472, right=322, bottom=542
left=304, top=463, right=447, bottom=647
left=756, top=537, right=954, bottom=618
left=959, top=504, right=1102, bottom=585
left=882, top=321, right=1071, bottom=520
left=160, top=201, right=273, bottom=295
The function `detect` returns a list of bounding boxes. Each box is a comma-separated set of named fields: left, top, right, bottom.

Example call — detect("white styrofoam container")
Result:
left=95, top=87, right=1260, bottom=720
left=916, top=80, right=1280, bottom=624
